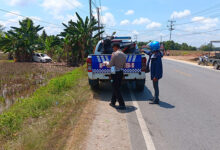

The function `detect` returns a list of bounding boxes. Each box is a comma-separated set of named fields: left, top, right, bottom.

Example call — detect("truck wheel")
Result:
left=214, top=62, right=219, bottom=70
left=89, top=79, right=99, bottom=90
left=136, top=79, right=145, bottom=91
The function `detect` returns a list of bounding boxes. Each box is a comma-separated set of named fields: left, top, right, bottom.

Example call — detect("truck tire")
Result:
left=89, top=79, right=99, bottom=90
left=214, top=62, right=219, bottom=70
left=136, top=79, right=145, bottom=91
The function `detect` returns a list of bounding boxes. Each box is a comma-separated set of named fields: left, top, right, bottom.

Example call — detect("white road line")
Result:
left=129, top=89, right=156, bottom=150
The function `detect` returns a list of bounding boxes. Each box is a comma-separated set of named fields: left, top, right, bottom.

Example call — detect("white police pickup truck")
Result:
left=87, top=36, right=147, bottom=90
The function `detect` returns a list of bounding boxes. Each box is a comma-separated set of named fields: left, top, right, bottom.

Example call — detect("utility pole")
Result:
left=97, top=7, right=101, bottom=40
left=160, top=35, right=163, bottom=43
left=134, top=35, right=138, bottom=42
left=89, top=0, right=92, bottom=21
left=167, top=20, right=176, bottom=41
left=89, top=0, right=93, bottom=53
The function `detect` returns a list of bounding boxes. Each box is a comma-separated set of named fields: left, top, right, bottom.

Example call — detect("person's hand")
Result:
left=103, top=61, right=109, bottom=65
left=153, top=77, right=158, bottom=82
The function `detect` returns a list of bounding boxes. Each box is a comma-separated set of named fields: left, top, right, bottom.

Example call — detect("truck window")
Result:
left=121, top=42, right=139, bottom=54
left=101, top=40, right=139, bottom=54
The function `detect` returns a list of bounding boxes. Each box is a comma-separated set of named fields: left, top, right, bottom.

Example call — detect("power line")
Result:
left=64, top=0, right=89, bottom=15
left=175, top=13, right=220, bottom=26
left=0, top=8, right=63, bottom=28
left=173, top=28, right=220, bottom=37
left=176, top=3, right=220, bottom=21
left=105, top=27, right=167, bottom=33
left=91, top=0, right=98, bottom=8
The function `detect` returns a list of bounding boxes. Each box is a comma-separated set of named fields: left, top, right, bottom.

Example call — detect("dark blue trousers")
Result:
left=153, top=80, right=159, bottom=101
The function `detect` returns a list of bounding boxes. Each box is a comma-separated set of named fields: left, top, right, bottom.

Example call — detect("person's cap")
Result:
left=111, top=42, right=120, bottom=48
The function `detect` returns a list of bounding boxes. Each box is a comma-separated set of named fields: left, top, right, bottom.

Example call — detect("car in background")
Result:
left=33, top=53, right=52, bottom=63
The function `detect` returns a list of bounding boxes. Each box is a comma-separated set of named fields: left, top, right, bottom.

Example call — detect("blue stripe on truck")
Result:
left=91, top=55, right=142, bottom=73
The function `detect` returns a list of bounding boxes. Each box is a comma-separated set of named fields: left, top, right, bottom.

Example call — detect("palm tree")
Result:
left=0, top=18, right=43, bottom=61
left=61, top=12, right=104, bottom=64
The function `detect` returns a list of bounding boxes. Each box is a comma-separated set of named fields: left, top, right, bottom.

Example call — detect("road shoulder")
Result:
left=163, top=57, right=217, bottom=71
left=84, top=100, right=132, bottom=150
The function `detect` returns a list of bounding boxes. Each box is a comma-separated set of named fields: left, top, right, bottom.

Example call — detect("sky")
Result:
left=0, top=0, right=220, bottom=47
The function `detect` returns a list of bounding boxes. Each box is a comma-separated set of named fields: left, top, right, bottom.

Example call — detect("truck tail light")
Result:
left=87, top=57, right=92, bottom=72
left=141, top=57, right=147, bottom=72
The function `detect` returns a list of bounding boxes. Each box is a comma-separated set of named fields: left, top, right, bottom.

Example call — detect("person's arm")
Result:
left=154, top=56, right=162, bottom=80
left=107, top=53, right=115, bottom=68
left=141, top=49, right=152, bottom=55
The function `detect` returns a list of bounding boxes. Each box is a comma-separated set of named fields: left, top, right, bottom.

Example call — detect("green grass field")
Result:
left=0, top=65, right=92, bottom=150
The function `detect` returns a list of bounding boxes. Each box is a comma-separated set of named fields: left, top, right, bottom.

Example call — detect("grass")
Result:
left=168, top=50, right=208, bottom=56
left=0, top=65, right=93, bottom=149
left=0, top=62, right=74, bottom=113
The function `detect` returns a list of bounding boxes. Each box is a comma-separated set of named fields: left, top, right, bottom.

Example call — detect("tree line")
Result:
left=0, top=13, right=103, bottom=65
left=138, top=40, right=197, bottom=51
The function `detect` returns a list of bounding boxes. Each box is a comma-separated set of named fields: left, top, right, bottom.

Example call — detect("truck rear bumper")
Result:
left=88, top=72, right=146, bottom=80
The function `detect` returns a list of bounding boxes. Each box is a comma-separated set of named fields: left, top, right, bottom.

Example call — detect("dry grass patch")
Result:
left=1, top=68, right=95, bottom=150
left=0, top=62, right=74, bottom=113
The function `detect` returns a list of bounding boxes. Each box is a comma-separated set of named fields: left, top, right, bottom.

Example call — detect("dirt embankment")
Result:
left=165, top=50, right=215, bottom=64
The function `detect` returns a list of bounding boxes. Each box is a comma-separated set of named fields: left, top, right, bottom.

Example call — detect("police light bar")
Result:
left=114, top=36, right=132, bottom=40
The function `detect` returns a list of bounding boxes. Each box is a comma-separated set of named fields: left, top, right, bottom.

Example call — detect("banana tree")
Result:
left=0, top=18, right=43, bottom=61
left=45, top=35, right=61, bottom=57
left=61, top=12, right=104, bottom=63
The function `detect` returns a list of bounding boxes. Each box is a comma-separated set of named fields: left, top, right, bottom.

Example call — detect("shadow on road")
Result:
left=116, top=105, right=137, bottom=114
left=92, top=81, right=175, bottom=111
left=158, top=101, right=175, bottom=109
left=131, top=83, right=175, bottom=109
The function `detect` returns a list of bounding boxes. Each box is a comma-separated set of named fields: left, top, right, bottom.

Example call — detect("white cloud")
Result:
left=146, top=22, right=161, bottom=29
left=6, top=0, right=35, bottom=6
left=171, top=10, right=191, bottom=19
left=120, top=19, right=130, bottom=25
left=125, top=10, right=134, bottom=15
left=132, top=30, right=139, bottom=35
left=132, top=17, right=150, bottom=25
left=4, top=11, right=21, bottom=18
left=63, top=14, right=78, bottom=24
left=183, top=16, right=219, bottom=31
left=1, top=11, right=23, bottom=27
left=192, top=16, right=219, bottom=24
left=101, top=6, right=108, bottom=12
left=0, top=10, right=42, bottom=30
left=41, top=0, right=81, bottom=19
left=44, top=25, right=63, bottom=35
left=101, top=12, right=116, bottom=26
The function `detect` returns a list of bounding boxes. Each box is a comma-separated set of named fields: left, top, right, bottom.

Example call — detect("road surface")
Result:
left=95, top=58, right=220, bottom=150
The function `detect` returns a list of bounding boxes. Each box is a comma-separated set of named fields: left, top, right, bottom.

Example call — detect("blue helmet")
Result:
left=148, top=41, right=160, bottom=52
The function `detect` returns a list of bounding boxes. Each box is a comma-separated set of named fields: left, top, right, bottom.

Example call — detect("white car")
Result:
left=33, top=53, right=52, bottom=63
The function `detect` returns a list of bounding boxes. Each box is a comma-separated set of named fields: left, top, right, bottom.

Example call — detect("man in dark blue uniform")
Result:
left=143, top=41, right=163, bottom=104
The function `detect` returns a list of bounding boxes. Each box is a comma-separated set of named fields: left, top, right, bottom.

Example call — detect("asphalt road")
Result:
left=96, top=58, right=220, bottom=150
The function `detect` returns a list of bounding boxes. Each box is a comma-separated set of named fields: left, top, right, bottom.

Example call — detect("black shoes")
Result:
left=149, top=100, right=159, bottom=105
left=109, top=103, right=126, bottom=110
left=149, top=97, right=155, bottom=101
left=109, top=103, right=116, bottom=108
